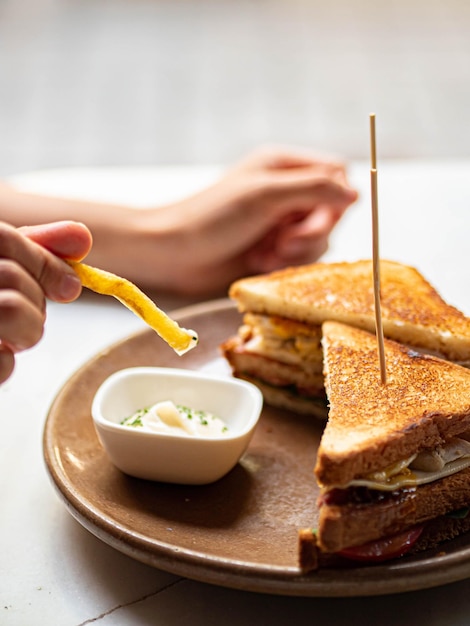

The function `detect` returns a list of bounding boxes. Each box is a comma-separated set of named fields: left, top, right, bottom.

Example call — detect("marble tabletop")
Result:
left=1, top=161, right=469, bottom=625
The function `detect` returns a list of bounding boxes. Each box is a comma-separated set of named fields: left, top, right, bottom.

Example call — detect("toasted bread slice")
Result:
left=298, top=510, right=470, bottom=572
left=316, top=321, right=470, bottom=487
left=229, top=260, right=470, bottom=363
left=317, top=467, right=470, bottom=553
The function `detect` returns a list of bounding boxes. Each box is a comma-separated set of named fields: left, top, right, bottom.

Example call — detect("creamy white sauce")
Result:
left=121, top=400, right=229, bottom=438
left=175, top=329, right=198, bottom=355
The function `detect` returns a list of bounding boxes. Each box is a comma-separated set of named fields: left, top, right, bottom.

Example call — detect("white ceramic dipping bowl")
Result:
left=91, top=366, right=263, bottom=484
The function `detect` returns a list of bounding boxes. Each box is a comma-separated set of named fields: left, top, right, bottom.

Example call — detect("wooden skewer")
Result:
left=370, top=113, right=377, bottom=170
left=370, top=113, right=387, bottom=384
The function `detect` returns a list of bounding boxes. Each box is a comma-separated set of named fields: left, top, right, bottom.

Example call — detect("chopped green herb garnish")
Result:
left=121, top=406, right=150, bottom=428
left=120, top=402, right=229, bottom=435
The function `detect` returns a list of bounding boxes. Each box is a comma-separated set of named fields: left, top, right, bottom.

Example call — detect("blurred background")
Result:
left=1, top=0, right=469, bottom=176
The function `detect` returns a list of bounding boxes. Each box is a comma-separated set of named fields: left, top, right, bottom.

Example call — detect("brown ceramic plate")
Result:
left=43, top=299, right=470, bottom=597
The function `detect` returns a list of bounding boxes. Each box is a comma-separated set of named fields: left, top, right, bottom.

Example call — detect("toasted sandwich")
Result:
left=298, top=321, right=470, bottom=571
left=222, top=260, right=470, bottom=418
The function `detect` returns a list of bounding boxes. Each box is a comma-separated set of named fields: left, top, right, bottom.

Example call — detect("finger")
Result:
left=19, top=221, right=93, bottom=261
left=276, top=205, right=340, bottom=256
left=246, top=236, right=329, bottom=274
left=272, top=205, right=346, bottom=268
left=243, top=206, right=338, bottom=273
left=266, top=171, right=358, bottom=210
left=0, top=344, right=15, bottom=384
left=213, top=176, right=355, bottom=253
left=0, top=290, right=45, bottom=352
left=237, top=145, right=347, bottom=172
left=0, top=259, right=46, bottom=311
left=0, top=222, right=83, bottom=302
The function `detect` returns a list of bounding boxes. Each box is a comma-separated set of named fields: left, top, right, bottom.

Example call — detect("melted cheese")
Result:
left=347, top=456, right=470, bottom=491
left=241, top=314, right=322, bottom=366
left=333, top=435, right=470, bottom=492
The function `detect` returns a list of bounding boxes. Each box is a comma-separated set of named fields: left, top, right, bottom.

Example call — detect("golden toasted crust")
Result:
left=316, top=322, right=470, bottom=486
left=229, top=260, right=470, bottom=362
left=298, top=528, right=319, bottom=572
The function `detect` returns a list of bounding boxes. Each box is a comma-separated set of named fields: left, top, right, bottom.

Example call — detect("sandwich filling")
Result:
left=321, top=432, right=470, bottom=493
left=237, top=313, right=323, bottom=368
left=221, top=313, right=328, bottom=416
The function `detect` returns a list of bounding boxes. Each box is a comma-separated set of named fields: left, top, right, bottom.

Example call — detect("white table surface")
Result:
left=1, top=161, right=469, bottom=625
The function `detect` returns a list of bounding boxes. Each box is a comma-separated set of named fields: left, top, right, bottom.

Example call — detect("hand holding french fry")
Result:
left=68, top=261, right=198, bottom=355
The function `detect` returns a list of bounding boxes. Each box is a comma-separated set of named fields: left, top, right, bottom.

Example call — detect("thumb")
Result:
left=19, top=221, right=93, bottom=261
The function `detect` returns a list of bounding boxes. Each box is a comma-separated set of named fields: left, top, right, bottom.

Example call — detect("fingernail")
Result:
left=59, top=272, right=82, bottom=300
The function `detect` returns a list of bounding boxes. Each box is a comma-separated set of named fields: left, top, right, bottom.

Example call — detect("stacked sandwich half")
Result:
left=222, top=260, right=470, bottom=570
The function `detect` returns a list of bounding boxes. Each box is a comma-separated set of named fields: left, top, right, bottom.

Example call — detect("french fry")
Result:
left=68, top=261, right=198, bottom=355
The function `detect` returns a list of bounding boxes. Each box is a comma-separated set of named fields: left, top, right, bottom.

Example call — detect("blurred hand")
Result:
left=0, top=145, right=357, bottom=297
left=0, top=221, right=92, bottom=382
left=124, top=145, right=358, bottom=294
